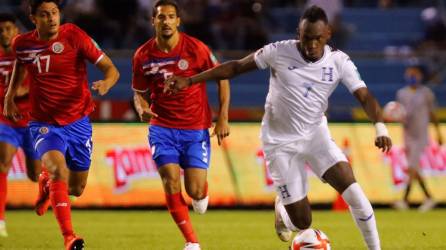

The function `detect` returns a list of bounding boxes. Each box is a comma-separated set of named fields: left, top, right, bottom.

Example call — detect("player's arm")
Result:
left=133, top=90, right=158, bottom=122
left=164, top=53, right=258, bottom=93
left=3, top=60, right=26, bottom=121
left=353, top=87, right=392, bottom=152
left=91, top=55, right=120, bottom=96
left=428, top=92, right=443, bottom=145
left=430, top=111, right=443, bottom=145
left=15, top=70, right=30, bottom=97
left=213, top=79, right=230, bottom=145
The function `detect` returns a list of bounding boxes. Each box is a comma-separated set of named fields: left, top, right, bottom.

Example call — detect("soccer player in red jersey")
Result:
left=132, top=1, right=230, bottom=249
left=3, top=1, right=119, bottom=249
left=0, top=12, right=42, bottom=238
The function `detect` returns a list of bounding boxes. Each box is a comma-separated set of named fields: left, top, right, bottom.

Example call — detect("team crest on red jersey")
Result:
left=51, top=42, right=64, bottom=54
left=178, top=59, right=189, bottom=70
left=39, top=127, right=49, bottom=134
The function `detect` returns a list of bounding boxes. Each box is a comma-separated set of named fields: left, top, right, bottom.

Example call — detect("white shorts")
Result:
left=263, top=120, right=348, bottom=205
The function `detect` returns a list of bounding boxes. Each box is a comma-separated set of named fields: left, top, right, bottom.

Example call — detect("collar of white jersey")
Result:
left=296, top=41, right=329, bottom=65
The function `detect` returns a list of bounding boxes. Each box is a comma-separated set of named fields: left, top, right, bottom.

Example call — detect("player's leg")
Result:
left=24, top=157, right=42, bottom=182
left=323, top=163, right=380, bottom=250
left=407, top=145, right=436, bottom=211
left=149, top=125, right=199, bottom=248
left=402, top=144, right=420, bottom=205
left=0, top=141, right=17, bottom=237
left=30, top=121, right=86, bottom=250
left=158, top=164, right=199, bottom=246
left=22, top=127, right=42, bottom=182
left=184, top=168, right=208, bottom=214
left=264, top=141, right=311, bottom=242
left=307, top=120, right=380, bottom=250
left=182, top=129, right=210, bottom=215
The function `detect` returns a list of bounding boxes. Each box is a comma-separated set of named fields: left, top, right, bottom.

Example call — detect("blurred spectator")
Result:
left=180, top=0, right=215, bottom=47
left=210, top=0, right=269, bottom=50
left=378, top=0, right=394, bottom=9
left=393, top=65, right=443, bottom=212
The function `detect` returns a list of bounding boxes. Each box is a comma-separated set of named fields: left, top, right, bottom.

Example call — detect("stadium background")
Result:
left=2, top=0, right=446, bottom=208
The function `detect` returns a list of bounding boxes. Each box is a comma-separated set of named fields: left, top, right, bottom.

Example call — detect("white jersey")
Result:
left=254, top=40, right=366, bottom=145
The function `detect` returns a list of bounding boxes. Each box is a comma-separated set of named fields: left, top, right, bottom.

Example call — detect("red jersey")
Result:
left=12, top=23, right=103, bottom=125
left=0, top=47, right=31, bottom=127
left=132, top=33, right=218, bottom=129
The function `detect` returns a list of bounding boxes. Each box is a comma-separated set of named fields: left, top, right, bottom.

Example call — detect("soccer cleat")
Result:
left=393, top=200, right=409, bottom=211
left=418, top=198, right=436, bottom=212
left=64, top=234, right=85, bottom=250
left=183, top=242, right=201, bottom=250
left=0, top=221, right=8, bottom=237
left=192, top=196, right=209, bottom=214
left=35, top=172, right=51, bottom=216
left=274, top=196, right=292, bottom=242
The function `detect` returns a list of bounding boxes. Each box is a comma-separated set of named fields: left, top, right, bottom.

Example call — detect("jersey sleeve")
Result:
left=131, top=50, right=148, bottom=92
left=196, top=42, right=219, bottom=71
left=73, top=25, right=104, bottom=65
left=340, top=57, right=367, bottom=93
left=11, top=35, right=26, bottom=65
left=253, top=42, right=278, bottom=69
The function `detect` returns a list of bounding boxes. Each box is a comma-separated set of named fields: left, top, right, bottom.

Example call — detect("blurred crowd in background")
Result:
left=2, top=0, right=446, bottom=122
left=1, top=0, right=445, bottom=51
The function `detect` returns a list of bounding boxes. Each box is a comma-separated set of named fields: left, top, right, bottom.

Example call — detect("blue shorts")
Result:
left=29, top=116, right=93, bottom=172
left=0, top=123, right=39, bottom=160
left=148, top=125, right=210, bottom=169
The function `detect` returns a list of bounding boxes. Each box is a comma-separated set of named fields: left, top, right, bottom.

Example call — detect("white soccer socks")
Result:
left=342, top=183, right=381, bottom=250
left=274, top=196, right=293, bottom=241
left=192, top=196, right=209, bottom=214
left=184, top=242, right=201, bottom=250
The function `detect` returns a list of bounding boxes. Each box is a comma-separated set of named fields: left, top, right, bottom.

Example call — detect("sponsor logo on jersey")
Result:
left=51, top=42, right=64, bottom=54
left=178, top=59, right=189, bottom=70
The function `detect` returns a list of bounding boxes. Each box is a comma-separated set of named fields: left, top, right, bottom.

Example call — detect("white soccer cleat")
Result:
left=0, top=221, right=8, bottom=237
left=274, top=196, right=292, bottom=242
left=192, top=196, right=209, bottom=214
left=418, top=198, right=436, bottom=212
left=183, top=242, right=201, bottom=250
left=393, top=200, right=409, bottom=211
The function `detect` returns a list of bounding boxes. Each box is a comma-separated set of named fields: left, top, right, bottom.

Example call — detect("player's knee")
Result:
left=185, top=185, right=206, bottom=200
left=163, top=177, right=181, bottom=194
left=0, top=162, right=10, bottom=173
left=49, top=166, right=68, bottom=181
left=69, top=185, right=85, bottom=197
left=0, top=156, right=12, bottom=173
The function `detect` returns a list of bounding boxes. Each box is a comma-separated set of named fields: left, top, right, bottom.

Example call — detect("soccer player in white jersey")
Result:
left=165, top=6, right=392, bottom=250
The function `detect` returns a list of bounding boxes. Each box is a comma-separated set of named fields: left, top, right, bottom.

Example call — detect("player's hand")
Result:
left=138, top=107, right=158, bottom=122
left=92, top=80, right=112, bottom=96
left=375, top=136, right=392, bottom=153
left=3, top=98, right=22, bottom=122
left=164, top=76, right=190, bottom=94
left=212, top=117, right=230, bottom=146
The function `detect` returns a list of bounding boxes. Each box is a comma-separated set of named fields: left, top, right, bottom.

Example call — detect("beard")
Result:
left=161, top=33, right=174, bottom=40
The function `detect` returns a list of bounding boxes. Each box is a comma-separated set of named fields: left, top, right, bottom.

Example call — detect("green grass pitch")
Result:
left=0, top=209, right=445, bottom=249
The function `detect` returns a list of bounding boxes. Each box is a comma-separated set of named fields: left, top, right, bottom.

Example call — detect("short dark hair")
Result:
left=300, top=5, right=328, bottom=24
left=28, top=0, right=61, bottom=15
left=152, top=0, right=180, bottom=18
left=0, top=13, right=16, bottom=24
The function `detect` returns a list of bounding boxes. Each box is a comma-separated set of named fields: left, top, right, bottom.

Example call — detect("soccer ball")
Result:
left=382, top=101, right=406, bottom=122
left=290, top=229, right=331, bottom=250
